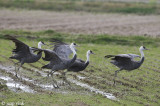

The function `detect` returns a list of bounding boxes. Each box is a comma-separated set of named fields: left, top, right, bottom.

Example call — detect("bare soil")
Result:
left=0, top=9, right=160, bottom=36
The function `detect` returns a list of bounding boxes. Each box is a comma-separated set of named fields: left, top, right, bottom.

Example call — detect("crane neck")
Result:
left=85, top=52, right=90, bottom=63
left=35, top=51, right=42, bottom=61
left=139, top=49, right=144, bottom=59
left=70, top=45, right=76, bottom=57
left=38, top=42, right=42, bottom=49
left=69, top=51, right=77, bottom=67
left=139, top=48, right=145, bottom=66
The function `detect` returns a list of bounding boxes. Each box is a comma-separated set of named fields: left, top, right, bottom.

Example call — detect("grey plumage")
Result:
left=5, top=35, right=43, bottom=77
left=30, top=41, right=45, bottom=53
left=41, top=41, right=77, bottom=87
left=68, top=59, right=89, bottom=72
left=42, top=49, right=77, bottom=71
left=50, top=40, right=94, bottom=72
left=68, top=50, right=94, bottom=72
left=42, top=39, right=77, bottom=71
left=105, top=46, right=148, bottom=84
left=50, top=39, right=76, bottom=59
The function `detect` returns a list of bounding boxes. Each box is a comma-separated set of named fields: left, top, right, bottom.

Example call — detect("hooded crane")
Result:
left=105, top=46, right=148, bottom=84
left=68, top=50, right=94, bottom=72
left=41, top=42, right=77, bottom=87
left=50, top=39, right=77, bottom=59
left=42, top=39, right=77, bottom=71
left=50, top=40, right=94, bottom=75
left=5, top=35, right=45, bottom=77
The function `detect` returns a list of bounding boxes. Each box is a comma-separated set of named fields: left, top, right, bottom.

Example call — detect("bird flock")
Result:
left=5, top=35, right=148, bottom=87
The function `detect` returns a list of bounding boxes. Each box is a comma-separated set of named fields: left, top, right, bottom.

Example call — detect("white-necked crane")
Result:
left=5, top=35, right=45, bottom=78
left=68, top=50, right=94, bottom=72
left=41, top=40, right=77, bottom=87
left=105, top=46, right=148, bottom=84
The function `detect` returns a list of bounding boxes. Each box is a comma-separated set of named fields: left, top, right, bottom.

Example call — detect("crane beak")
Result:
left=75, top=45, right=79, bottom=47
left=91, top=52, right=95, bottom=55
left=43, top=43, right=49, bottom=46
left=145, top=48, right=149, bottom=50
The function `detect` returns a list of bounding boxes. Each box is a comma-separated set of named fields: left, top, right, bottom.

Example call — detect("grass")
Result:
left=0, top=91, right=119, bottom=106
left=1, top=30, right=160, bottom=47
left=0, top=0, right=160, bottom=14
left=0, top=30, right=160, bottom=105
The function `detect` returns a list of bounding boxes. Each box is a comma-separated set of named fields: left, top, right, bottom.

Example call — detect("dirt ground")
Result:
left=0, top=9, right=160, bottom=36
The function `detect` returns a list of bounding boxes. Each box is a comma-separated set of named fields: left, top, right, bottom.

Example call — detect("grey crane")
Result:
left=50, top=40, right=94, bottom=78
left=105, top=46, right=148, bottom=84
left=5, top=35, right=45, bottom=77
left=50, top=39, right=77, bottom=59
left=42, top=39, right=77, bottom=71
left=41, top=42, right=77, bottom=87
left=68, top=50, right=94, bottom=72
left=29, top=41, right=45, bottom=53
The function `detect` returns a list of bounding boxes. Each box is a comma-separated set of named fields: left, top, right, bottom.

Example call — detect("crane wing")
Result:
left=117, top=54, right=140, bottom=60
left=50, top=39, right=76, bottom=59
left=105, top=54, right=140, bottom=60
left=42, top=49, right=62, bottom=63
left=127, top=54, right=140, bottom=58
left=76, top=59, right=85, bottom=63
left=112, top=55, right=133, bottom=67
left=5, top=35, right=31, bottom=56
left=114, top=55, right=132, bottom=61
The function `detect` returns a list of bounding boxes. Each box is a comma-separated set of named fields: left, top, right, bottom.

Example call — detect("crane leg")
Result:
left=47, top=71, right=53, bottom=77
left=62, top=71, right=70, bottom=86
left=14, top=62, right=20, bottom=78
left=46, top=71, right=53, bottom=84
left=50, top=71, right=59, bottom=88
left=114, top=69, right=122, bottom=85
left=16, top=64, right=22, bottom=79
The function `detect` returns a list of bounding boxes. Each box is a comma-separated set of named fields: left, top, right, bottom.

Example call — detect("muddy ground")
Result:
left=0, top=54, right=116, bottom=101
left=0, top=9, right=160, bottom=36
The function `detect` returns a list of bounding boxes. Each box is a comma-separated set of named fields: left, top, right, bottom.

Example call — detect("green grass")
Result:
left=0, top=0, right=160, bottom=14
left=1, top=30, right=160, bottom=47
left=0, top=91, right=119, bottom=106
left=0, top=30, right=160, bottom=105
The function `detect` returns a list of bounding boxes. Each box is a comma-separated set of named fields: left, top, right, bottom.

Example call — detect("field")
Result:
left=0, top=0, right=160, bottom=106
left=0, top=9, right=160, bottom=36
left=0, top=0, right=160, bottom=15
left=0, top=30, right=160, bottom=105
